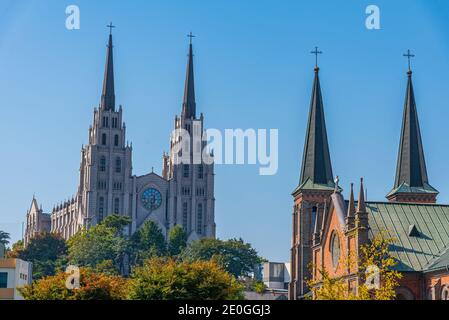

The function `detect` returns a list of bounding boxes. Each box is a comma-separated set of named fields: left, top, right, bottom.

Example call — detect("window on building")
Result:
left=99, top=197, right=104, bottom=222
left=197, top=203, right=203, bottom=235
left=102, top=116, right=109, bottom=128
left=114, top=134, right=119, bottom=147
left=198, top=165, right=204, bottom=179
left=0, top=272, right=8, bottom=289
left=330, top=232, right=340, bottom=270
left=100, top=156, right=106, bottom=172
left=112, top=117, right=118, bottom=128
left=114, top=198, right=120, bottom=214
left=102, top=133, right=107, bottom=145
left=442, top=287, right=449, bottom=301
left=183, top=165, right=189, bottom=178
left=115, top=157, right=122, bottom=173
left=182, top=202, right=188, bottom=230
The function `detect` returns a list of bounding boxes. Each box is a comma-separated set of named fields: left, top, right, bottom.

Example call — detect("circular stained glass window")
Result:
left=141, top=188, right=162, bottom=211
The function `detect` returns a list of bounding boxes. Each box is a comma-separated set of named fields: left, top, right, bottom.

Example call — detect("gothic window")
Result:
left=197, top=203, right=203, bottom=235
left=182, top=202, right=188, bottom=230
left=183, top=165, right=189, bottom=178
left=114, top=198, right=120, bottom=214
left=330, top=231, right=340, bottom=270
left=99, top=156, right=106, bottom=172
left=99, top=197, right=105, bottom=222
left=102, top=133, right=107, bottom=145
left=311, top=206, right=317, bottom=240
left=102, top=116, right=108, bottom=128
left=198, top=165, right=204, bottom=179
left=112, top=117, right=118, bottom=128
left=115, top=157, right=122, bottom=173
left=114, top=134, right=119, bottom=147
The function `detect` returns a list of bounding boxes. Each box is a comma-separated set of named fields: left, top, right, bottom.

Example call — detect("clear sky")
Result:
left=1, top=0, right=449, bottom=262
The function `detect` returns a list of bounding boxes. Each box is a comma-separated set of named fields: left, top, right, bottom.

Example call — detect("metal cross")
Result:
left=311, top=46, right=323, bottom=68
left=107, top=22, right=116, bottom=35
left=187, top=32, right=196, bottom=44
left=403, top=49, right=415, bottom=71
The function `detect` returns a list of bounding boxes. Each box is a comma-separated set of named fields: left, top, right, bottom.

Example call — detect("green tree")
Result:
left=68, top=215, right=130, bottom=274
left=181, top=238, right=265, bottom=278
left=128, top=258, right=244, bottom=300
left=19, top=233, right=67, bottom=279
left=0, top=230, right=10, bottom=246
left=167, top=225, right=187, bottom=256
left=19, top=267, right=128, bottom=300
left=6, top=240, right=23, bottom=258
left=130, top=220, right=167, bottom=266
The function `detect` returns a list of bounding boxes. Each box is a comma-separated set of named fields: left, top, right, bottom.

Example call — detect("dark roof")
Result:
left=364, top=201, right=449, bottom=272
left=388, top=71, right=437, bottom=197
left=100, top=34, right=115, bottom=111
left=298, top=68, right=334, bottom=191
left=182, top=43, right=196, bottom=119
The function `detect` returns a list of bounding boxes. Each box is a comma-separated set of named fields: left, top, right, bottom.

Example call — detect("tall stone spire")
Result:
left=182, top=33, right=196, bottom=119
left=387, top=54, right=438, bottom=203
left=346, top=183, right=355, bottom=229
left=100, top=24, right=116, bottom=111
left=297, top=64, right=334, bottom=190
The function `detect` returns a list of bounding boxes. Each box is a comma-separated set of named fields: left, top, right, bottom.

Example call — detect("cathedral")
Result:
left=289, top=54, right=449, bottom=300
left=24, top=31, right=216, bottom=245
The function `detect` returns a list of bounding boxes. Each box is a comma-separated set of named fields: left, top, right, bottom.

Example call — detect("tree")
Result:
left=130, top=220, right=167, bottom=266
left=19, top=267, right=128, bottom=300
left=307, top=233, right=402, bottom=300
left=181, top=238, right=265, bottom=278
left=19, top=233, right=67, bottom=280
left=7, top=240, right=24, bottom=258
left=0, top=230, right=10, bottom=246
left=127, top=258, right=244, bottom=300
left=167, top=225, right=187, bottom=256
left=67, top=215, right=130, bottom=274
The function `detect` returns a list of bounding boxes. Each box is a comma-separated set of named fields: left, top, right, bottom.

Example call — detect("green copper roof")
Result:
left=386, top=182, right=439, bottom=198
left=292, top=177, right=338, bottom=195
left=365, top=202, right=449, bottom=272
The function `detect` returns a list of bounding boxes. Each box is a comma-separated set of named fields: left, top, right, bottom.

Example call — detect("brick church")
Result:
left=289, top=52, right=449, bottom=300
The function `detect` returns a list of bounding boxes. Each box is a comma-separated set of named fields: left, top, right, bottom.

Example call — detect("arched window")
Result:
left=99, top=156, right=106, bottom=172
left=197, top=203, right=203, bottom=234
left=198, top=165, right=204, bottom=179
left=102, top=133, right=107, bottom=145
left=115, top=157, right=121, bottom=173
left=114, top=134, right=119, bottom=147
left=114, top=198, right=120, bottom=214
left=182, top=202, right=188, bottom=230
left=330, top=231, right=340, bottom=270
left=98, top=197, right=104, bottom=222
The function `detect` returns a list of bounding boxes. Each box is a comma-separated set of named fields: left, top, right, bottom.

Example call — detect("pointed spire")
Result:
left=387, top=54, right=438, bottom=202
left=347, top=183, right=355, bottom=218
left=357, top=178, right=366, bottom=213
left=100, top=24, right=116, bottom=111
left=182, top=32, right=196, bottom=119
left=299, top=61, right=334, bottom=188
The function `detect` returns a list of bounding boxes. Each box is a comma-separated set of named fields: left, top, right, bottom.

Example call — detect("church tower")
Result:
left=163, top=35, right=216, bottom=241
left=386, top=51, right=438, bottom=203
left=289, top=50, right=336, bottom=300
left=77, top=27, right=133, bottom=229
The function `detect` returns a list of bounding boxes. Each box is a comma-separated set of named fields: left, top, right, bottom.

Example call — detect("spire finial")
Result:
left=357, top=178, right=366, bottom=212
left=187, top=32, right=195, bottom=45
left=311, top=46, right=323, bottom=71
left=403, top=49, right=415, bottom=74
left=107, top=22, right=116, bottom=35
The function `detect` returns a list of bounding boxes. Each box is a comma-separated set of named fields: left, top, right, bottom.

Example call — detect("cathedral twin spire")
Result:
left=99, top=27, right=197, bottom=119
left=297, top=48, right=437, bottom=203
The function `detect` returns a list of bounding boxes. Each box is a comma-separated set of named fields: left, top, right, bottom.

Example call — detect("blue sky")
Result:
left=1, top=0, right=449, bottom=262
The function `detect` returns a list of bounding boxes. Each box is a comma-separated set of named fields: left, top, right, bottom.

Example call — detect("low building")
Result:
left=263, top=262, right=290, bottom=290
left=0, top=258, right=33, bottom=300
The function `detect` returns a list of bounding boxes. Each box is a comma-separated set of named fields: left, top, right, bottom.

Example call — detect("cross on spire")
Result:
left=187, top=32, right=195, bottom=45
left=403, top=49, right=415, bottom=72
left=311, top=46, right=323, bottom=68
left=107, top=22, right=116, bottom=35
